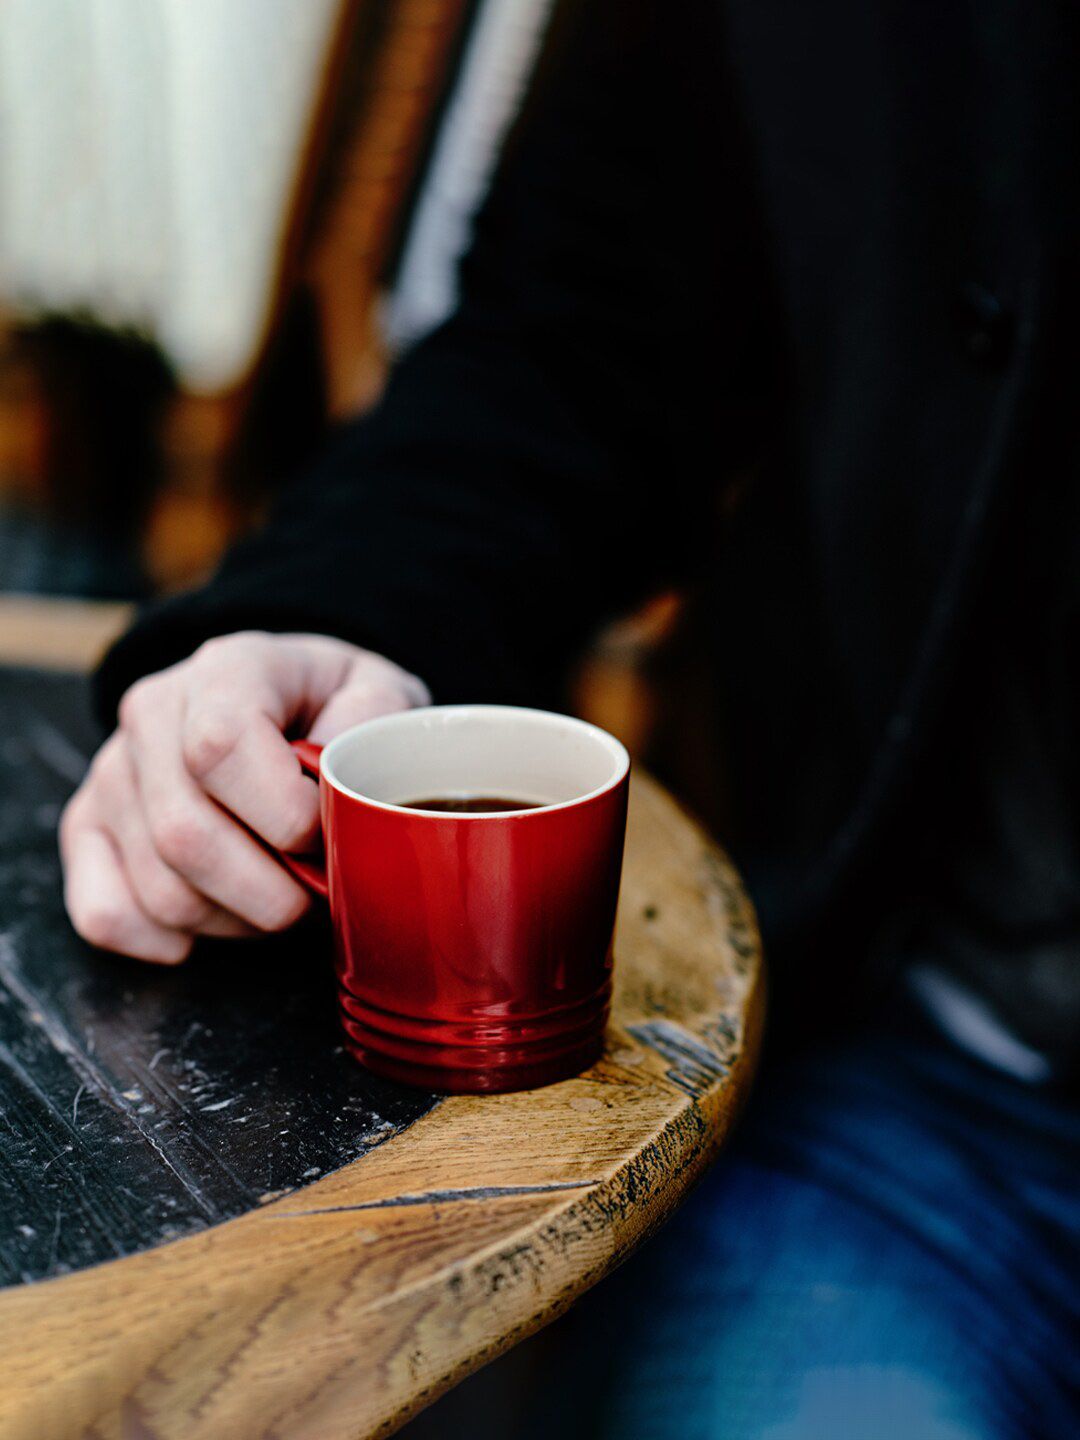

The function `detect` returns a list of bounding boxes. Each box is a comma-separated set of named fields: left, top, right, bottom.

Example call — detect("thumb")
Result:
left=306, top=664, right=429, bottom=745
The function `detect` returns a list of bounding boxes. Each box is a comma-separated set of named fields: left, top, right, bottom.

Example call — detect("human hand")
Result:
left=61, top=632, right=429, bottom=962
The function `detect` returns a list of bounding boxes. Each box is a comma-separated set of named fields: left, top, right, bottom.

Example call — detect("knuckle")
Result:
left=58, top=794, right=84, bottom=845
left=182, top=707, right=242, bottom=779
left=193, top=634, right=234, bottom=663
left=75, top=900, right=127, bottom=951
left=142, top=877, right=207, bottom=931
left=150, top=808, right=212, bottom=873
left=194, top=631, right=266, bottom=669
left=82, top=742, right=123, bottom=806
left=88, top=733, right=120, bottom=778
left=118, top=676, right=160, bottom=733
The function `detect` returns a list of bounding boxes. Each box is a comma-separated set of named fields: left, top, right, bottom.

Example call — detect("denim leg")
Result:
left=401, top=1016, right=1079, bottom=1440
left=594, top=1157, right=1007, bottom=1440
left=589, top=1020, right=1079, bottom=1440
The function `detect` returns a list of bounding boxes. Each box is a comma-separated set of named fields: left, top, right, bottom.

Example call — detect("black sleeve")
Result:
left=97, top=0, right=767, bottom=720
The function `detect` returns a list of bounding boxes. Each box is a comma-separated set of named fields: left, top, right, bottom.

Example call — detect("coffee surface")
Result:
left=401, top=795, right=542, bottom=813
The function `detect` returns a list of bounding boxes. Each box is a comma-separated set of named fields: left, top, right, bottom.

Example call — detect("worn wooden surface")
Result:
left=0, top=596, right=131, bottom=673
left=0, top=669, right=437, bottom=1285
left=0, top=639, right=763, bottom=1439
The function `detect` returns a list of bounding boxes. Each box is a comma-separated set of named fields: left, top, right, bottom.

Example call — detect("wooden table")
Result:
left=0, top=600, right=763, bottom=1440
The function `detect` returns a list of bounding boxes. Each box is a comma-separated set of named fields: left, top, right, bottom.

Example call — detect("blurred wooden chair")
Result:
left=0, top=0, right=488, bottom=589
left=0, top=0, right=719, bottom=809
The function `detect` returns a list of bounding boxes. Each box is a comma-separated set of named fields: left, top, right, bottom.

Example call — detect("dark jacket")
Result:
left=99, top=0, right=1080, bottom=1006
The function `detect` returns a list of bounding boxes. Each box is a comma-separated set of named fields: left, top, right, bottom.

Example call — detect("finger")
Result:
left=307, top=670, right=424, bottom=745
left=62, top=781, right=257, bottom=944
left=155, top=632, right=340, bottom=850
left=123, top=689, right=311, bottom=932
left=188, top=631, right=355, bottom=734
left=181, top=705, right=320, bottom=854
left=101, top=738, right=215, bottom=930
left=105, top=741, right=262, bottom=938
left=180, top=639, right=421, bottom=843
left=63, top=824, right=192, bottom=964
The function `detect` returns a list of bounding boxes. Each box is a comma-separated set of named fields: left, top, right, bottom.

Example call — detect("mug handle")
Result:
left=273, top=739, right=329, bottom=900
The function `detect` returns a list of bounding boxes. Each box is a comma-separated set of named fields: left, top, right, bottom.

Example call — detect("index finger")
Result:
left=181, top=702, right=321, bottom=854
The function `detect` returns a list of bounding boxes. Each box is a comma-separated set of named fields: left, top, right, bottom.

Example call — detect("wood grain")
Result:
left=0, top=606, right=764, bottom=1440
left=307, top=0, right=471, bottom=421
left=0, top=668, right=440, bottom=1287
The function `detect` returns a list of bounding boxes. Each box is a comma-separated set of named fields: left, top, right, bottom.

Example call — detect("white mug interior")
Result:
left=320, top=705, right=629, bottom=816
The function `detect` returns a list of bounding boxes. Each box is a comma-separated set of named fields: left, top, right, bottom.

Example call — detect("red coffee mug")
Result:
left=277, top=705, right=630, bottom=1093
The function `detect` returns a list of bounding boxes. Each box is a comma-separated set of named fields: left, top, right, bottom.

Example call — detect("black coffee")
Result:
left=402, top=795, right=542, bottom=813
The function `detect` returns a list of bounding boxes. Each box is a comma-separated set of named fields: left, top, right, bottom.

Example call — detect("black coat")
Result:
left=99, top=0, right=1080, bottom=1001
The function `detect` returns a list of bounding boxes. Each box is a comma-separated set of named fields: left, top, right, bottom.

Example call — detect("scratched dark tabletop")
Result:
left=0, top=667, right=437, bottom=1286
left=0, top=642, right=762, bottom=1438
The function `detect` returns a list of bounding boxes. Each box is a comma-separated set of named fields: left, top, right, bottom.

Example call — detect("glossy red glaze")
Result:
left=276, top=740, right=328, bottom=898
left=285, top=731, right=628, bottom=1093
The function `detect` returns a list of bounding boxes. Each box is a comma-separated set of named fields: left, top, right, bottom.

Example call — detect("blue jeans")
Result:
left=588, top=1007, right=1080, bottom=1440
left=405, top=1006, right=1079, bottom=1439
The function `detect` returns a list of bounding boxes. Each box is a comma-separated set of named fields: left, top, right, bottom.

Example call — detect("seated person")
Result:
left=60, top=2, right=1078, bottom=1436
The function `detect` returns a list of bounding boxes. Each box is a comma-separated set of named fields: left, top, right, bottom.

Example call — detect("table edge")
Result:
left=0, top=628, right=766, bottom=1439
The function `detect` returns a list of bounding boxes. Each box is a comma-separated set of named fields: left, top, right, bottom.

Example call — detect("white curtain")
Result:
left=0, top=0, right=342, bottom=392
